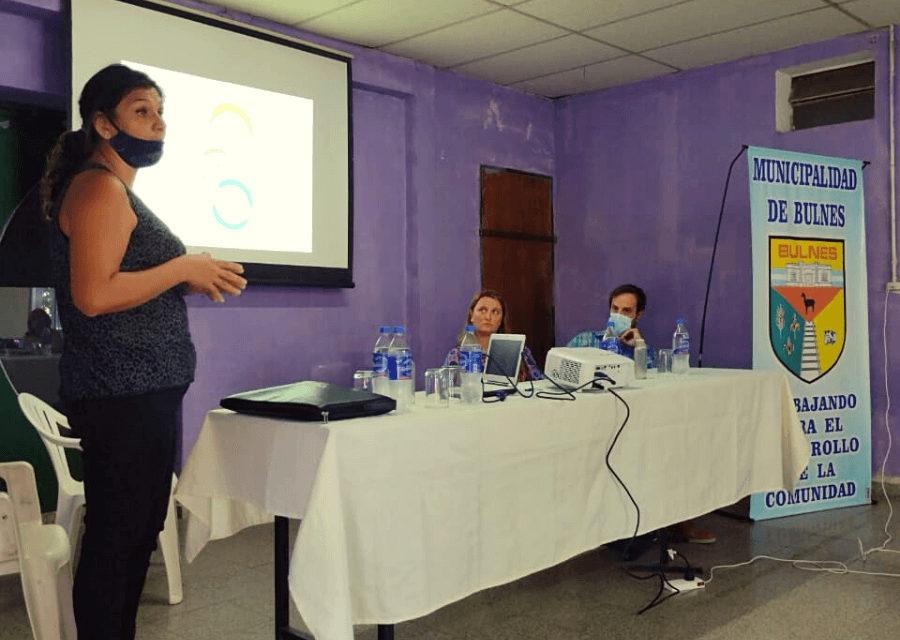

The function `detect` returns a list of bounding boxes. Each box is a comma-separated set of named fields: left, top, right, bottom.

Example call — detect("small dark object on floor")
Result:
left=606, top=532, right=659, bottom=561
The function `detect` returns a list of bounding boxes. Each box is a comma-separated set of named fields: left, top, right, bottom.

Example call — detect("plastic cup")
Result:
left=657, top=349, right=673, bottom=375
left=442, top=366, right=463, bottom=405
left=424, top=368, right=448, bottom=408
left=353, top=370, right=373, bottom=392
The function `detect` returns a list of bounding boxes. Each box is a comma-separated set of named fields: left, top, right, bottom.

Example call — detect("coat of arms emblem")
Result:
left=769, top=236, right=845, bottom=383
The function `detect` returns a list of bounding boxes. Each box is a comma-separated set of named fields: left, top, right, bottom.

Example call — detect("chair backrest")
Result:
left=0, top=491, right=21, bottom=575
left=0, top=462, right=42, bottom=535
left=17, top=393, right=82, bottom=487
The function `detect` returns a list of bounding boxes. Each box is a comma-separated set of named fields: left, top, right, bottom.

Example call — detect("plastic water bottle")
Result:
left=458, top=324, right=483, bottom=405
left=600, top=321, right=621, bottom=354
left=387, top=325, right=413, bottom=410
left=633, top=339, right=648, bottom=380
left=371, top=325, right=392, bottom=396
left=672, top=317, right=690, bottom=375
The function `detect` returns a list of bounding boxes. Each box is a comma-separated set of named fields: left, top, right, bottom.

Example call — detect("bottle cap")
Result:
left=379, top=325, right=391, bottom=333
left=393, top=325, right=405, bottom=334
left=677, top=317, right=685, bottom=324
left=466, top=324, right=475, bottom=332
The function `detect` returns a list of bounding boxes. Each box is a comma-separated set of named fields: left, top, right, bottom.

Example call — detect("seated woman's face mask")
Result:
left=607, top=312, right=633, bottom=336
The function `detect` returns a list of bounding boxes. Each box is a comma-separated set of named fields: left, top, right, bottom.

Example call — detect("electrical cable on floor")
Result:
left=601, top=388, right=680, bottom=614
left=857, top=288, right=898, bottom=560
left=673, top=549, right=697, bottom=580
left=705, top=291, right=900, bottom=585
left=705, top=555, right=900, bottom=585
left=635, top=576, right=679, bottom=615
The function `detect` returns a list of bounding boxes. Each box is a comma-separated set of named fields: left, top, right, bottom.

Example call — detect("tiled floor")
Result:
left=2, top=492, right=900, bottom=640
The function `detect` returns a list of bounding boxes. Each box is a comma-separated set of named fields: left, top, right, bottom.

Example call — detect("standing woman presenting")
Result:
left=40, top=64, right=246, bottom=640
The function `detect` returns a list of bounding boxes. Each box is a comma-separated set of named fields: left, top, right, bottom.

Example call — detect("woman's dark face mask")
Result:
left=108, top=123, right=164, bottom=168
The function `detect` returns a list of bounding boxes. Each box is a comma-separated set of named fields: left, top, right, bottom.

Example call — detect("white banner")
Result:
left=748, top=146, right=871, bottom=519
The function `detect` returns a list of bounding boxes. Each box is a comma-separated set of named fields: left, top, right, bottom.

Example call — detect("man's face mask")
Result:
left=607, top=312, right=633, bottom=336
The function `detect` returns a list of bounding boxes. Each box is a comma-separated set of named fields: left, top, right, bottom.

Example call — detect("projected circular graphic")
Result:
left=212, top=179, right=253, bottom=230
left=211, top=103, right=252, bottom=133
left=207, top=103, right=253, bottom=230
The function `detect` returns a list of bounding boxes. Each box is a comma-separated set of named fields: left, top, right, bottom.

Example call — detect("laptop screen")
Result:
left=485, top=334, right=526, bottom=383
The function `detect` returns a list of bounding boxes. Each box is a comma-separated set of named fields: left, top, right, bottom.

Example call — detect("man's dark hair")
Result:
left=608, top=284, right=647, bottom=314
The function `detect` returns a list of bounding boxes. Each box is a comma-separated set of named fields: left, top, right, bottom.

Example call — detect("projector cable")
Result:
left=603, top=387, right=641, bottom=558
left=536, top=372, right=615, bottom=400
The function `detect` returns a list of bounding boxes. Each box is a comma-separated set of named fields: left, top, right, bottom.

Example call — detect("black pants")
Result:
left=67, top=386, right=188, bottom=640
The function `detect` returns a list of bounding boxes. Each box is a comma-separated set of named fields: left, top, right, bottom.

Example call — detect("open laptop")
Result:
left=483, top=333, right=526, bottom=391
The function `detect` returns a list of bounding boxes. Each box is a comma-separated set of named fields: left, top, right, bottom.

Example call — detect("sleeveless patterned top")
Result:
left=50, top=163, right=196, bottom=401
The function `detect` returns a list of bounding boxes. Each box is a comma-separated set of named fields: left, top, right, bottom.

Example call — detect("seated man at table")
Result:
left=567, top=283, right=654, bottom=364
left=568, top=283, right=715, bottom=545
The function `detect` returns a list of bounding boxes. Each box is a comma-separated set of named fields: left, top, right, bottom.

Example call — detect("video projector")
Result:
left=544, top=347, right=635, bottom=390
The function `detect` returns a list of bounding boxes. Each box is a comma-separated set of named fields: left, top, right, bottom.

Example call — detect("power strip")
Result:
left=663, top=577, right=705, bottom=592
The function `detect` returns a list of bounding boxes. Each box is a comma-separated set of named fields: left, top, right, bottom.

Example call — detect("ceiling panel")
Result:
left=200, top=0, right=888, bottom=98
left=380, top=9, right=568, bottom=69
left=299, top=0, right=498, bottom=48
left=646, top=6, right=864, bottom=70
left=585, top=0, right=824, bottom=53
left=511, top=54, right=675, bottom=98
left=207, top=0, right=359, bottom=25
left=515, top=0, right=689, bottom=31
left=452, top=34, right=625, bottom=85
left=844, top=0, right=900, bottom=27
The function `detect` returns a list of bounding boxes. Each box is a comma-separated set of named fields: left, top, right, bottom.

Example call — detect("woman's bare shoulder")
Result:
left=60, top=168, right=134, bottom=229
left=65, top=167, right=126, bottom=201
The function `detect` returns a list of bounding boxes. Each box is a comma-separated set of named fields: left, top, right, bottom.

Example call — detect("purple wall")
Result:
left=2, top=1, right=898, bottom=476
left=171, top=3, right=555, bottom=452
left=0, top=0, right=555, bottom=453
left=555, top=28, right=900, bottom=475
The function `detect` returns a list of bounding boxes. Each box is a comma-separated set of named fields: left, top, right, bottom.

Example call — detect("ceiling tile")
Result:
left=299, top=0, right=498, bottom=48
left=511, top=54, right=674, bottom=98
left=841, top=0, right=900, bottom=27
left=646, top=6, right=864, bottom=70
left=515, top=0, right=687, bottom=31
left=585, top=0, right=824, bottom=53
left=380, top=9, right=568, bottom=68
left=452, top=34, right=624, bottom=85
left=209, top=0, right=360, bottom=24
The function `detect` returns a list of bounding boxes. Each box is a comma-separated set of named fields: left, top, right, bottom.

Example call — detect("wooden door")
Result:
left=480, top=167, right=554, bottom=370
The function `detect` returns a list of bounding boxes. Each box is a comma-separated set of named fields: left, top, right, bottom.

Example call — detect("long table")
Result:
left=175, top=368, right=810, bottom=640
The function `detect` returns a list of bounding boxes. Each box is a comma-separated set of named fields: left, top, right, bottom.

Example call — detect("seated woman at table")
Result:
left=444, top=289, right=543, bottom=381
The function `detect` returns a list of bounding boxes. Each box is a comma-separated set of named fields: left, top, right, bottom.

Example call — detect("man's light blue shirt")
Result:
left=566, top=330, right=655, bottom=366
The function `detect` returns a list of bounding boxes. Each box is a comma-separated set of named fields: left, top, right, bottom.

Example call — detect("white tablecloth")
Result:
left=176, top=369, right=809, bottom=640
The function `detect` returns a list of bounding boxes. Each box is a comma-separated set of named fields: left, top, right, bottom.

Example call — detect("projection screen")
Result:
left=70, top=0, right=353, bottom=287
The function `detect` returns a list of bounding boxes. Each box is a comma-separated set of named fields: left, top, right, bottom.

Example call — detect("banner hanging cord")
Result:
left=697, top=145, right=748, bottom=369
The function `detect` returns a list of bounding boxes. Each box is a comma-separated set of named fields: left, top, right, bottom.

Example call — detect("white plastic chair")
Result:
left=0, top=485, right=21, bottom=576
left=16, top=392, right=184, bottom=605
left=0, top=460, right=77, bottom=640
